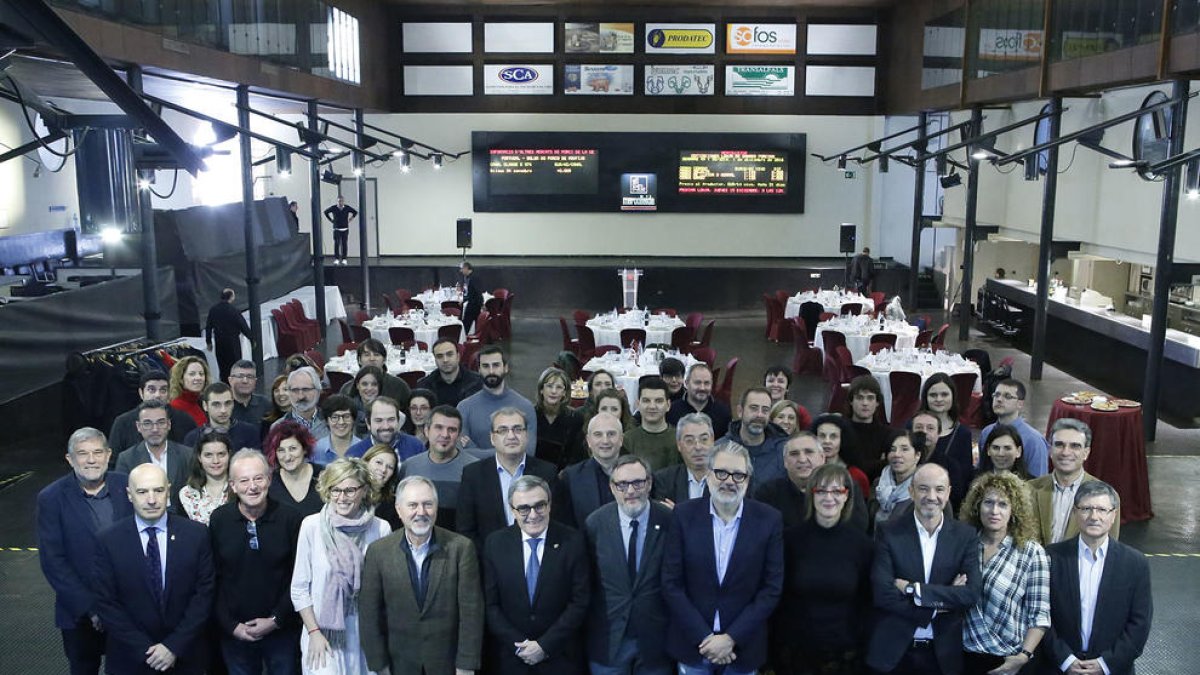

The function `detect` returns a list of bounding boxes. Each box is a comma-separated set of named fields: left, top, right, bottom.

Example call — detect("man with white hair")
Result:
left=271, top=367, right=328, bottom=440
left=360, top=476, right=484, bottom=675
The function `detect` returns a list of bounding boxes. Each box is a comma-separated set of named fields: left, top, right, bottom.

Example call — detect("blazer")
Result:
left=1028, top=472, right=1121, bottom=546
left=483, top=521, right=591, bottom=675
left=360, top=527, right=484, bottom=675
left=559, top=458, right=615, bottom=528
left=583, top=501, right=673, bottom=667
left=37, top=471, right=133, bottom=629
left=457, top=454, right=562, bottom=548
left=864, top=511, right=982, bottom=675
left=114, top=442, right=193, bottom=514
left=93, top=514, right=215, bottom=675
left=1042, top=537, right=1152, bottom=675
left=651, top=464, right=708, bottom=505
left=661, top=497, right=784, bottom=671
left=109, top=407, right=197, bottom=456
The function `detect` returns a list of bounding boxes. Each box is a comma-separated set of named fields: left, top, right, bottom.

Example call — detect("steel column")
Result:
left=958, top=107, right=982, bottom=342
left=908, top=111, right=928, bottom=310
left=355, top=109, right=370, bottom=313
left=1030, top=97, right=1062, bottom=380
left=236, top=85, right=264, bottom=374
left=127, top=66, right=161, bottom=341
left=307, top=100, right=328, bottom=347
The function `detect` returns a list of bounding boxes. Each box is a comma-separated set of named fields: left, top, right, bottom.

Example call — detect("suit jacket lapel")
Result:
left=533, top=526, right=561, bottom=606
left=603, top=510, right=633, bottom=593
left=1038, top=482, right=1054, bottom=543
left=486, top=468, right=506, bottom=532
left=1059, top=540, right=1083, bottom=640
left=1091, top=541, right=1120, bottom=638
left=393, top=536, right=421, bottom=615
left=638, top=510, right=666, bottom=587
left=421, top=540, right=446, bottom=616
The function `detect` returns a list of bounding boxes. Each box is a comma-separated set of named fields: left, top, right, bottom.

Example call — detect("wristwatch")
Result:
left=904, top=582, right=916, bottom=597
left=1019, top=649, right=1034, bottom=659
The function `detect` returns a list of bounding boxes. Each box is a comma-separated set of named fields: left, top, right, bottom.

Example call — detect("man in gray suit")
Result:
left=360, top=476, right=484, bottom=675
left=585, top=455, right=672, bottom=675
left=114, top=400, right=192, bottom=513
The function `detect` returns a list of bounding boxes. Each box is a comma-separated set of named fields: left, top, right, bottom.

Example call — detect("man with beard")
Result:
left=349, top=397, right=425, bottom=461
left=666, top=364, right=730, bottom=438
left=418, top=338, right=484, bottom=408
left=482, top=475, right=590, bottom=675
left=651, top=413, right=714, bottom=508
left=361, top=476, right=484, bottom=675
left=585, top=456, right=673, bottom=675
left=457, top=347, right=538, bottom=455
left=661, top=442, right=783, bottom=675
left=560, top=413, right=625, bottom=527
left=722, top=388, right=787, bottom=486
left=115, top=401, right=192, bottom=514
left=109, top=371, right=197, bottom=454
left=183, top=383, right=262, bottom=450
left=271, top=367, right=328, bottom=440
left=208, top=449, right=303, bottom=673
left=401, top=406, right=480, bottom=531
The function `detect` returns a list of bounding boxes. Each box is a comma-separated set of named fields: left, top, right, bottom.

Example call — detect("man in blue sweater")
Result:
left=456, top=346, right=538, bottom=456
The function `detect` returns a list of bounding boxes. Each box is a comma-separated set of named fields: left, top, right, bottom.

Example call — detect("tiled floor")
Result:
left=1, top=307, right=1195, bottom=673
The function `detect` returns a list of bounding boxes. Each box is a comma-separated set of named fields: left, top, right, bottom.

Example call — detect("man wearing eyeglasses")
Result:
left=661, top=441, right=783, bottom=675
left=1044, top=480, right=1151, bottom=675
left=1028, top=418, right=1120, bottom=546
left=560, top=413, right=625, bottom=527
left=584, top=455, right=673, bottom=675
left=208, top=449, right=303, bottom=674
left=482, top=475, right=590, bottom=675
left=115, top=400, right=192, bottom=514
left=228, top=360, right=271, bottom=427
left=271, top=367, right=329, bottom=441
left=651, top=413, right=714, bottom=508
left=979, top=378, right=1049, bottom=476
left=109, top=370, right=198, bottom=455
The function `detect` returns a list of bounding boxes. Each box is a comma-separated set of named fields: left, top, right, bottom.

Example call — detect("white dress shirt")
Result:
left=497, top=457, right=526, bottom=525
left=1050, top=473, right=1085, bottom=543
left=709, top=499, right=744, bottom=631
left=911, top=512, right=944, bottom=640
left=1061, top=537, right=1112, bottom=675
left=135, top=513, right=169, bottom=588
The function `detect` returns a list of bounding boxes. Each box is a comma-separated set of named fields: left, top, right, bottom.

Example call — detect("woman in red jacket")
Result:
left=169, top=355, right=210, bottom=426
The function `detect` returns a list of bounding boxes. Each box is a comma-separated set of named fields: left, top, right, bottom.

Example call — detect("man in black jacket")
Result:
left=205, top=288, right=252, bottom=383
left=323, top=195, right=357, bottom=265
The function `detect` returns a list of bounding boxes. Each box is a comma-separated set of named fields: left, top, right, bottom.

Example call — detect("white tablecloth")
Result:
left=582, top=348, right=699, bottom=412
left=325, top=346, right=436, bottom=378
left=856, top=349, right=982, bottom=422
left=363, top=312, right=465, bottom=346
left=586, top=311, right=685, bottom=348
left=242, top=285, right=347, bottom=360
left=412, top=286, right=494, bottom=309
left=814, top=316, right=920, bottom=362
left=785, top=290, right=872, bottom=319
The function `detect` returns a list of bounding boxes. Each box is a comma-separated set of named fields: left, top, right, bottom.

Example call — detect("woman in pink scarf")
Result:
left=291, top=457, right=391, bottom=674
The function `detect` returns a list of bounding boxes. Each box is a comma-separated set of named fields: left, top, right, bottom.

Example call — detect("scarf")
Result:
left=874, top=466, right=915, bottom=524
left=316, top=503, right=374, bottom=648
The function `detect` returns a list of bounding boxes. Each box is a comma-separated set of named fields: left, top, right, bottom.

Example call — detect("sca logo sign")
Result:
left=726, top=23, right=796, bottom=54
left=498, top=67, right=539, bottom=83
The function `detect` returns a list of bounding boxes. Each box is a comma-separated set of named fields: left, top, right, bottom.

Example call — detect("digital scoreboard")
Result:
left=677, top=150, right=788, bottom=195
left=487, top=148, right=599, bottom=195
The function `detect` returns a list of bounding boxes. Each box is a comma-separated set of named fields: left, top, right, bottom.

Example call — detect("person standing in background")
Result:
left=849, top=247, right=873, bottom=294
left=460, top=262, right=484, bottom=335
left=323, top=195, right=357, bottom=266
left=206, top=289, right=253, bottom=384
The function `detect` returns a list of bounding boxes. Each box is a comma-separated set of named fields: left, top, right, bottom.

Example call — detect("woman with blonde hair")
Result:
left=291, top=457, right=390, bottom=674
left=362, top=443, right=401, bottom=531
left=169, top=355, right=210, bottom=426
left=958, top=472, right=1049, bottom=675
left=533, top=367, right=585, bottom=470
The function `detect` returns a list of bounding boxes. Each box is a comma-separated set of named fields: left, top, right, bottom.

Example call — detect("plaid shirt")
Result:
left=963, top=535, right=1051, bottom=655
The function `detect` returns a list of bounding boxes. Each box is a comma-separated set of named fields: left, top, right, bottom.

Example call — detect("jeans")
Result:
left=221, top=627, right=300, bottom=675
left=61, top=618, right=105, bottom=675
left=333, top=228, right=349, bottom=259
left=589, top=636, right=673, bottom=675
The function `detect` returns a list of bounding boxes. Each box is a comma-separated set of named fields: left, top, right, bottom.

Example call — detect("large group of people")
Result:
left=37, top=336, right=1152, bottom=675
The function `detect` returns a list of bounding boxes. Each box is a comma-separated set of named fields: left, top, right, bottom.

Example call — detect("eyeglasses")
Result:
left=992, top=392, right=1022, bottom=401
left=288, top=387, right=317, bottom=396
left=328, top=412, right=355, bottom=423
left=512, top=500, right=549, bottom=516
left=812, top=487, right=849, bottom=497
left=246, top=520, right=259, bottom=550
left=229, top=373, right=257, bottom=380
left=492, top=425, right=527, bottom=436
left=329, top=485, right=364, bottom=498
left=138, top=419, right=170, bottom=429
left=712, top=469, right=749, bottom=484
left=1074, top=505, right=1115, bottom=516
left=611, top=478, right=649, bottom=493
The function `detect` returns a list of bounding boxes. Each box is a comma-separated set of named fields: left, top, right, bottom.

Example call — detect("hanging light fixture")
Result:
left=275, top=146, right=292, bottom=178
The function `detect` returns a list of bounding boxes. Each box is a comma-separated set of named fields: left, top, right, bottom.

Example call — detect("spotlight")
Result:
left=878, top=155, right=889, bottom=173
left=399, top=153, right=411, bottom=173
left=137, top=178, right=151, bottom=190
left=1186, top=159, right=1200, bottom=200
left=352, top=152, right=363, bottom=177
left=100, top=227, right=123, bottom=244
left=936, top=155, right=948, bottom=177
left=836, top=155, right=847, bottom=170
left=275, top=146, right=292, bottom=178
left=432, top=154, right=444, bottom=170
left=971, top=148, right=992, bottom=161
left=940, top=171, right=962, bottom=189
left=1023, top=157, right=1039, bottom=181
left=320, top=168, right=343, bottom=185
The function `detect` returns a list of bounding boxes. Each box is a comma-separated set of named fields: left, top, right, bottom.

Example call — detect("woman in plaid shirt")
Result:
left=959, top=471, right=1050, bottom=674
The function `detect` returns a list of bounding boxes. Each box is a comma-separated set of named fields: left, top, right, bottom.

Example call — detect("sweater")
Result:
left=777, top=519, right=874, bottom=651
left=623, top=425, right=680, bottom=473
left=456, top=386, right=539, bottom=456
left=171, top=390, right=207, bottom=427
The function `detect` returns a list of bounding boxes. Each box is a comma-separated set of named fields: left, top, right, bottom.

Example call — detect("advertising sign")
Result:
left=621, top=173, right=658, bottom=211
left=645, top=65, right=715, bottom=96
left=645, top=23, right=717, bottom=54
left=977, top=28, right=1042, bottom=61
left=483, top=65, right=553, bottom=95
left=564, top=65, right=634, bottom=95
left=725, top=66, right=795, bottom=96
left=726, top=23, right=797, bottom=54
left=565, top=22, right=635, bottom=53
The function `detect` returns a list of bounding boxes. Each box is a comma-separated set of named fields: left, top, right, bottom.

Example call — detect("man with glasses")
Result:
left=585, top=455, right=673, bottom=675
left=979, top=378, right=1049, bottom=476
left=482, top=475, right=590, bottom=675
left=1029, top=418, right=1120, bottom=546
left=457, top=346, right=538, bottom=455
left=458, top=408, right=560, bottom=547
left=271, top=367, right=328, bottom=440
left=208, top=449, right=303, bottom=674
left=109, top=370, right=198, bottom=454
left=651, top=413, right=714, bottom=508
left=184, top=383, right=262, bottom=450
left=115, top=400, right=192, bottom=514
left=560, top=413, right=624, bottom=527
left=38, top=428, right=133, bottom=675
left=227, top=360, right=270, bottom=427
left=418, top=338, right=484, bottom=408
left=662, top=441, right=783, bottom=675
left=1044, top=480, right=1151, bottom=675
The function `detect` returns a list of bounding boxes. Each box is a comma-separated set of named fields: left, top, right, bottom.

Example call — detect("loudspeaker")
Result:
left=839, top=224, right=856, bottom=254
left=456, top=218, right=472, bottom=249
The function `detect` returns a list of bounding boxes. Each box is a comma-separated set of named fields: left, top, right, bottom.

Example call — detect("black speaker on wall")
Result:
left=839, top=224, right=856, bottom=254
left=456, top=218, right=472, bottom=249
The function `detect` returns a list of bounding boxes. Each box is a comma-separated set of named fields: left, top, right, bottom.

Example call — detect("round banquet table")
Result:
left=586, top=313, right=685, bottom=348
left=363, top=313, right=464, bottom=345
left=856, top=350, right=981, bottom=423
left=784, top=290, right=872, bottom=319
left=814, top=317, right=919, bottom=362
left=582, top=349, right=699, bottom=412
left=325, top=346, right=436, bottom=379
left=1045, top=399, right=1152, bottom=523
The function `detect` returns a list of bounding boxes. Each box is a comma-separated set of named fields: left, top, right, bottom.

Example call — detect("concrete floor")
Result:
left=1, top=306, right=1196, bottom=673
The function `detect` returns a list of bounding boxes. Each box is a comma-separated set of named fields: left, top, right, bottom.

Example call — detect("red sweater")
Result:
left=171, top=390, right=207, bottom=427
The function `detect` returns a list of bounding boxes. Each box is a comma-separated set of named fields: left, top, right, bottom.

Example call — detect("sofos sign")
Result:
left=726, top=23, right=797, bottom=54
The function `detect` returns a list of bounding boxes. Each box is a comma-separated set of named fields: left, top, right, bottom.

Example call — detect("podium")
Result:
left=618, top=268, right=643, bottom=309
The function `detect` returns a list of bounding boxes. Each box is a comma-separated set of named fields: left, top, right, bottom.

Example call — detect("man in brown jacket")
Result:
left=360, top=476, right=484, bottom=675
left=1027, top=418, right=1120, bottom=546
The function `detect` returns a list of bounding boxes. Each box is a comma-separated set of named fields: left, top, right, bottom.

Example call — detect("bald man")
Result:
left=93, top=464, right=215, bottom=675
left=866, top=464, right=981, bottom=675
left=559, top=413, right=624, bottom=527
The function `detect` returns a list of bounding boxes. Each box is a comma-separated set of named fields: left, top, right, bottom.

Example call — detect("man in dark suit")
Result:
left=109, top=370, right=197, bottom=454
left=1043, top=480, right=1151, bottom=675
left=585, top=455, right=673, bottom=675
left=457, top=408, right=560, bottom=547
left=361, top=476, right=485, bottom=675
left=560, top=413, right=623, bottom=526
left=205, top=287, right=253, bottom=382
left=460, top=261, right=484, bottom=335
left=865, top=463, right=981, bottom=675
left=114, top=400, right=193, bottom=514
left=483, top=475, right=590, bottom=675
left=93, top=463, right=215, bottom=674
left=661, top=441, right=784, bottom=675
left=38, top=427, right=133, bottom=675
left=651, top=412, right=713, bottom=508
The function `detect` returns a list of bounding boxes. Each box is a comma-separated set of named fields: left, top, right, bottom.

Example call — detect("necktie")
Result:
left=145, top=526, right=163, bottom=608
left=526, top=538, right=542, bottom=603
left=628, top=519, right=639, bottom=582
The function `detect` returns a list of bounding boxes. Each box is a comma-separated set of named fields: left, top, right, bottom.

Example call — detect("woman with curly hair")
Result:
left=265, top=420, right=323, bottom=518
left=290, top=457, right=390, bottom=674
left=959, top=472, right=1050, bottom=675
left=169, top=355, right=210, bottom=427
